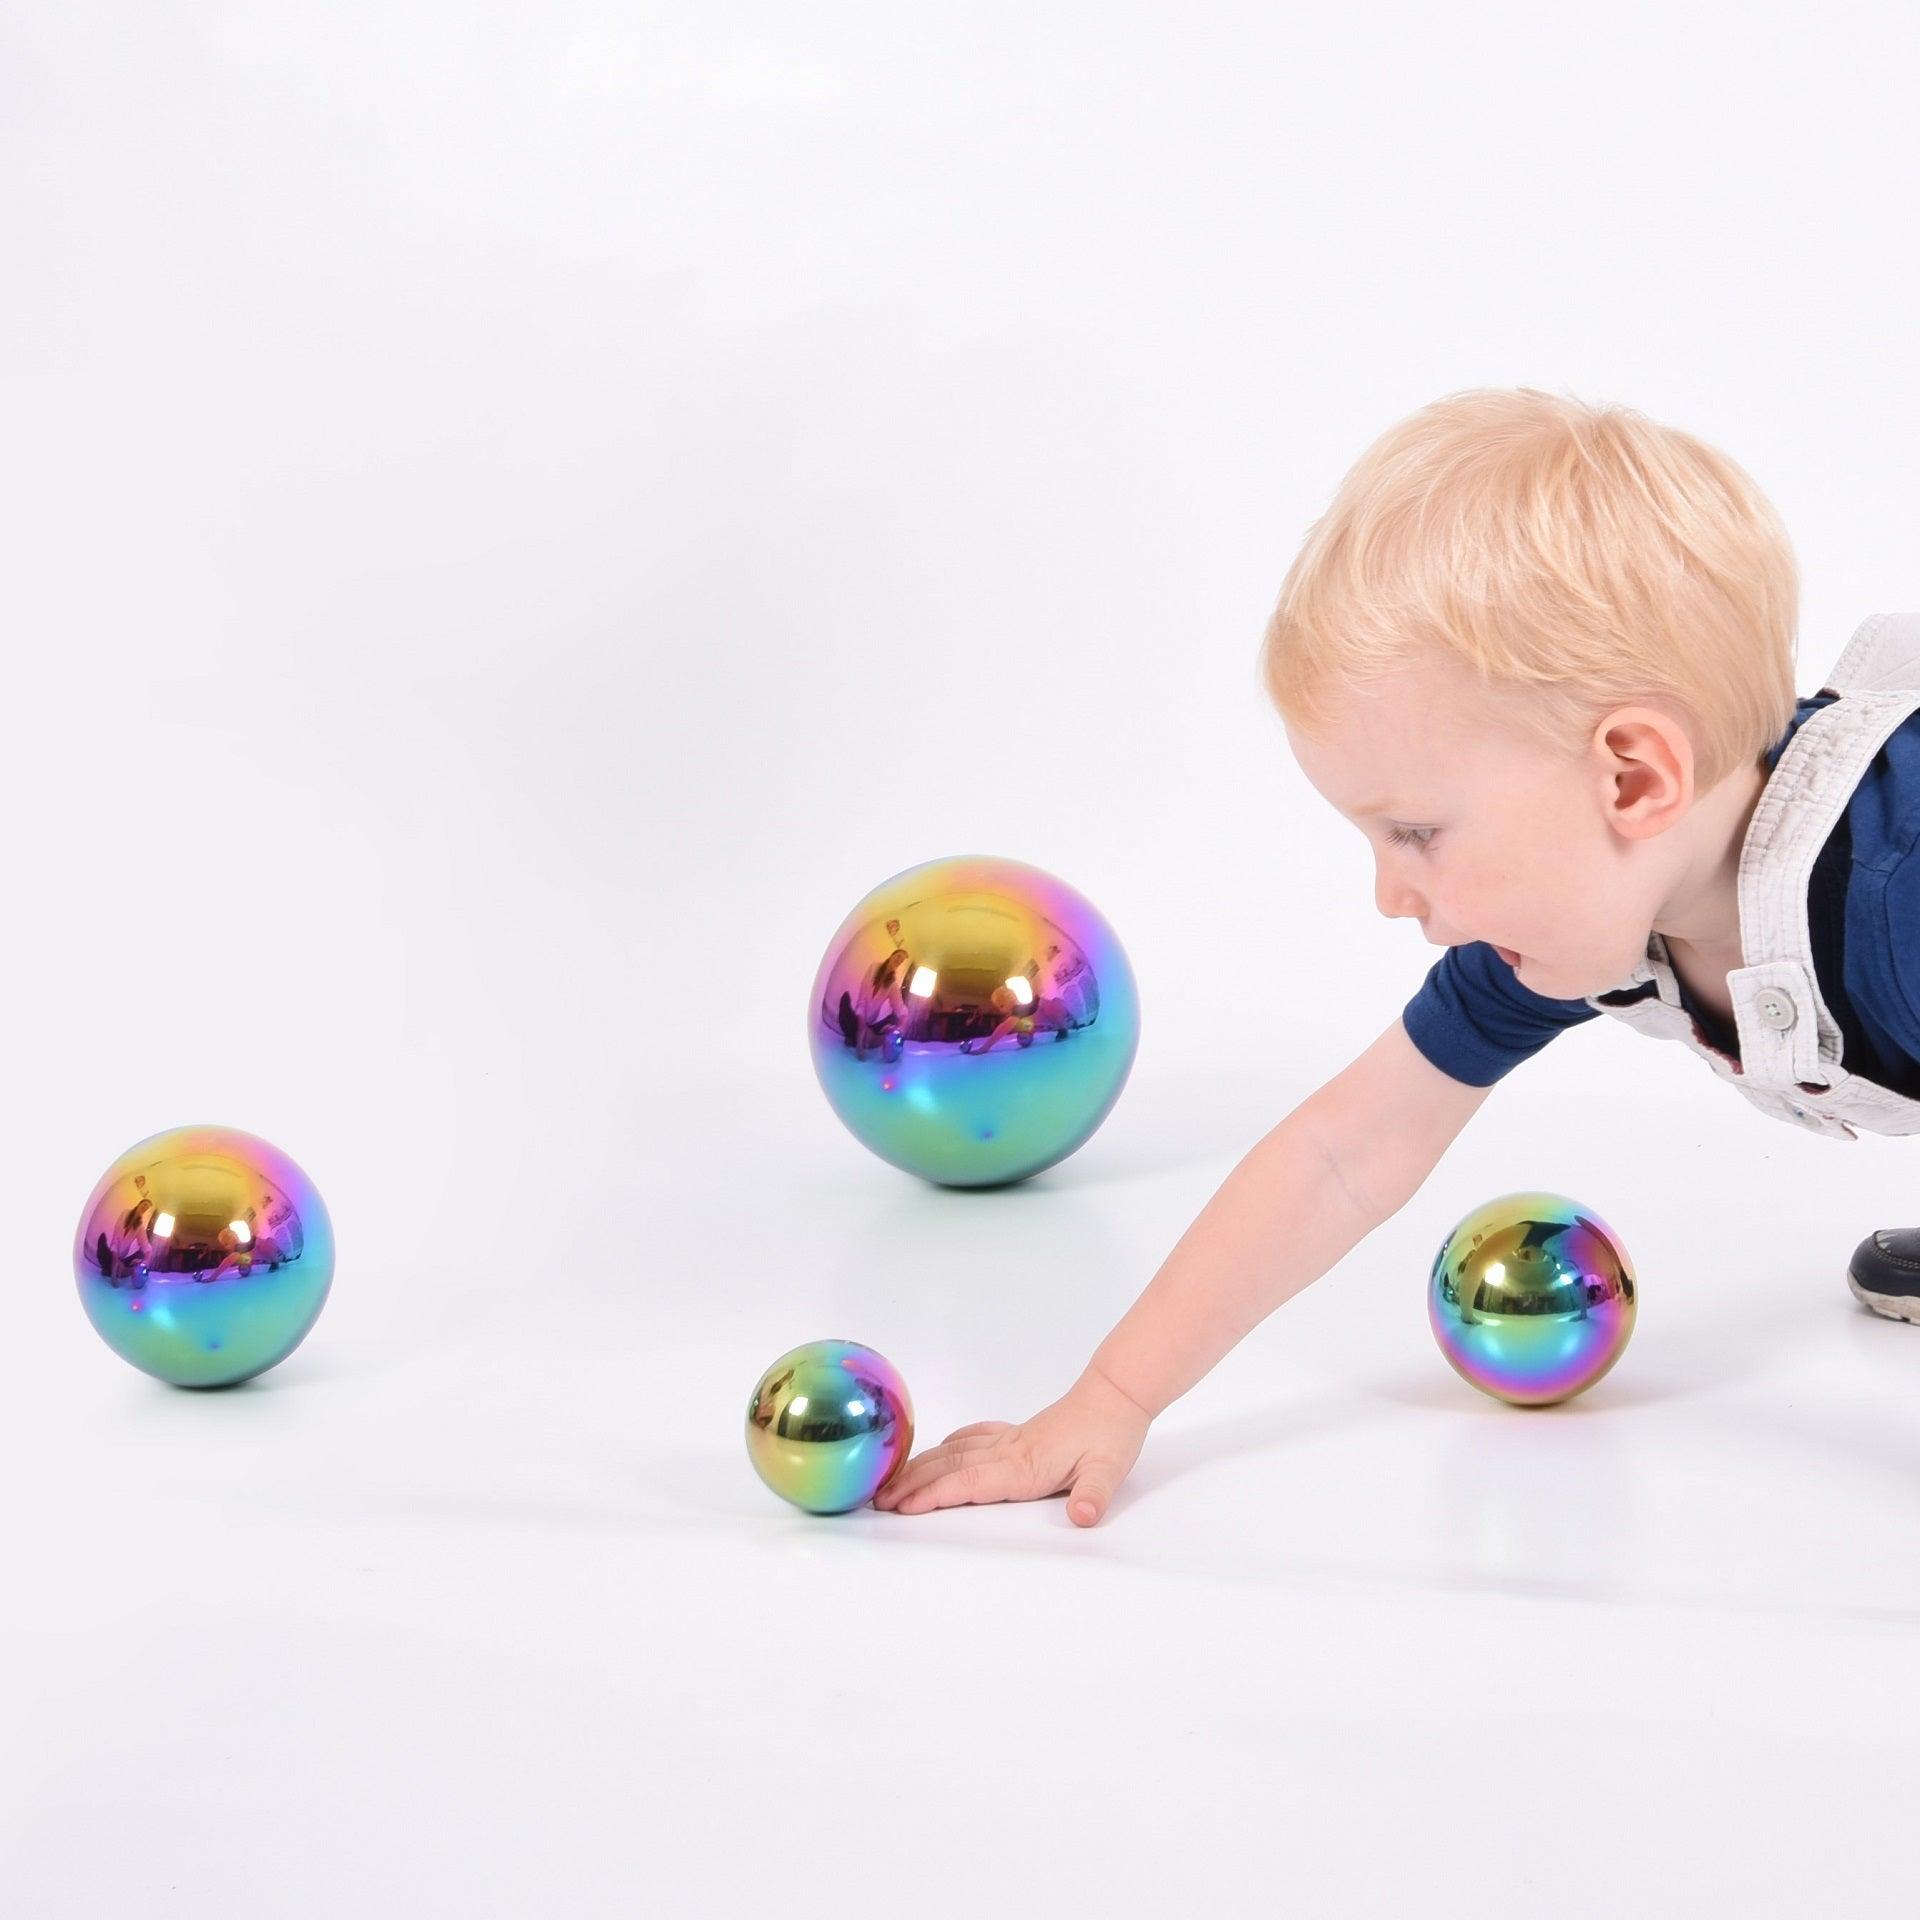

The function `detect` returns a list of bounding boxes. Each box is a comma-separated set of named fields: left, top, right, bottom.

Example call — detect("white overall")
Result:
left=1585, top=611, right=1920, bottom=1143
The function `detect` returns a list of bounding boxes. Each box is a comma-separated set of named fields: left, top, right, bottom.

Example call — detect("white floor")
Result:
left=9, top=8, right=1920, bottom=1909
left=7, top=1039, right=1918, bottom=1917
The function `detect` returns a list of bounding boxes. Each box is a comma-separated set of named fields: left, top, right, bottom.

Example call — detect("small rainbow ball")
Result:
left=745, top=1340, right=915, bottom=1514
left=809, top=854, right=1140, bottom=1187
left=73, top=1125, right=335, bottom=1388
left=1428, top=1191, right=1637, bottom=1407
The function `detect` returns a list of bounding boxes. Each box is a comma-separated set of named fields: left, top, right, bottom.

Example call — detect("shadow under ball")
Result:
left=73, top=1125, right=335, bottom=1389
left=1428, top=1191, right=1637, bottom=1407
left=809, top=854, right=1141, bottom=1187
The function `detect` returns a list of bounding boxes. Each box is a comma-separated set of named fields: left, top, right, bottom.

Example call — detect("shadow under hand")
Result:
left=1120, top=1394, right=1378, bottom=1515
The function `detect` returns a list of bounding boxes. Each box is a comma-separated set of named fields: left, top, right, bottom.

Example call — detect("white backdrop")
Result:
left=4, top=7, right=1918, bottom=1915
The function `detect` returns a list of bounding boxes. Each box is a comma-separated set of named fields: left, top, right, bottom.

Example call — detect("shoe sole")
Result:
left=1848, top=1270, right=1920, bottom=1324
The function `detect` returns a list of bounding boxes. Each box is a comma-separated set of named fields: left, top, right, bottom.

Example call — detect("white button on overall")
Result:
left=1754, top=988, right=1797, bottom=1031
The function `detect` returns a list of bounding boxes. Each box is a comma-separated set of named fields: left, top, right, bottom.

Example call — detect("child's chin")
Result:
left=1528, top=960, right=1610, bottom=1000
left=1500, top=945, right=1611, bottom=1000
left=1510, top=953, right=1565, bottom=992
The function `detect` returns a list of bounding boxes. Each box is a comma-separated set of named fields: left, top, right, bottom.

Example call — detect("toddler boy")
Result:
left=875, top=388, right=1920, bottom=1525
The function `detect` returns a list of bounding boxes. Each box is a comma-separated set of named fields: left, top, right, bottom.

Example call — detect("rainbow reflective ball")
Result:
left=74, top=1125, right=335, bottom=1388
left=809, top=855, right=1141, bottom=1186
left=1428, top=1192, right=1637, bottom=1407
left=745, top=1340, right=915, bottom=1514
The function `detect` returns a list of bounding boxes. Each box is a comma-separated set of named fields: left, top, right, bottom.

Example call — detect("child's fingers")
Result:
left=1067, top=1458, right=1119, bottom=1528
left=878, top=1437, right=1023, bottom=1513
left=890, top=1453, right=1029, bottom=1515
left=872, top=1432, right=1002, bottom=1509
left=941, top=1421, right=1012, bottom=1445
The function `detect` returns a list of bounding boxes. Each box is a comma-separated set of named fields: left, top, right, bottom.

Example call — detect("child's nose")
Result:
left=1374, top=865, right=1426, bottom=922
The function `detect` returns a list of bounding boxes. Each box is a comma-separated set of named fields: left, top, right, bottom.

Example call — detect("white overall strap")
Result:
left=1826, top=610, right=1920, bottom=693
left=1582, top=614, right=1920, bottom=1140
left=1727, top=640, right=1920, bottom=1091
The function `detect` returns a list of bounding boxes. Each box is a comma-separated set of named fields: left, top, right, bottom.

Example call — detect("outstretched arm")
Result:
left=877, top=1016, right=1494, bottom=1523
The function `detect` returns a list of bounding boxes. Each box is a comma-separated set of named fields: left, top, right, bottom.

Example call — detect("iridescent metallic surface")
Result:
left=809, top=855, right=1140, bottom=1186
left=1428, top=1192, right=1637, bottom=1407
left=73, top=1125, right=335, bottom=1389
left=745, top=1340, right=915, bottom=1514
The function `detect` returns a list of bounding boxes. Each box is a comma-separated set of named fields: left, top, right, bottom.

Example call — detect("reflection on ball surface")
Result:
left=809, top=854, right=1140, bottom=1186
left=73, top=1125, right=335, bottom=1388
left=1428, top=1191, right=1636, bottom=1407
left=745, top=1340, right=914, bottom=1514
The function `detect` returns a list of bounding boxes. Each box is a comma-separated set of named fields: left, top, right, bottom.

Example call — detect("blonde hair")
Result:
left=1261, top=388, right=1800, bottom=790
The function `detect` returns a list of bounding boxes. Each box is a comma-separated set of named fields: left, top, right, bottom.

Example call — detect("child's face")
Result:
left=1287, top=659, right=1667, bottom=1001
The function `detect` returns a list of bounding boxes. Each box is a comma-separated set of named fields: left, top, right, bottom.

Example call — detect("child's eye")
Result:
left=1386, top=825, right=1437, bottom=852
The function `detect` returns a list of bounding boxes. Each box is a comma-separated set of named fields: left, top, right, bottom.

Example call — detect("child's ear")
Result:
left=1591, top=706, right=1694, bottom=840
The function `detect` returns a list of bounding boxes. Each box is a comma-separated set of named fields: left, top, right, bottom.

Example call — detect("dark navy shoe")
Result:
left=1848, top=1230, right=1920, bottom=1323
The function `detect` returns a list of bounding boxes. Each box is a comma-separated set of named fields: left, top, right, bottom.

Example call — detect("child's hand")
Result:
left=872, top=1367, right=1151, bottom=1526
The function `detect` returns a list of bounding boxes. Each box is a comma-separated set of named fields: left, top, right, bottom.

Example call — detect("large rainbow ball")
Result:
left=73, top=1125, right=335, bottom=1389
left=809, top=855, right=1140, bottom=1187
left=1428, top=1192, right=1637, bottom=1407
left=745, top=1340, right=915, bottom=1514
